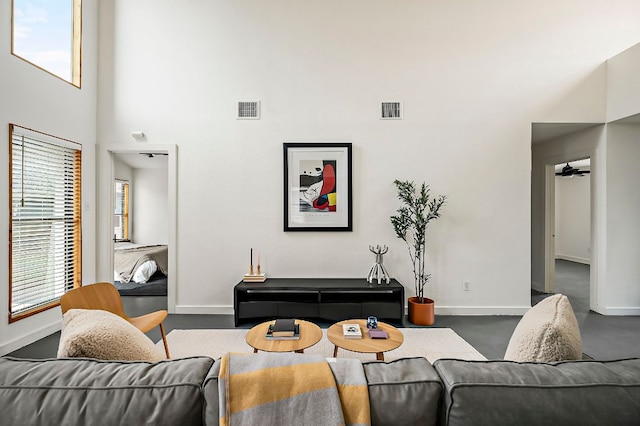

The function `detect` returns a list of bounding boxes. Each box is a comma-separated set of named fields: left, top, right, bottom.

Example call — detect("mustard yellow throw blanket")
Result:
left=218, top=352, right=370, bottom=426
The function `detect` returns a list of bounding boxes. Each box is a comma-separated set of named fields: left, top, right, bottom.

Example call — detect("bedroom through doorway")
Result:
left=112, top=152, right=169, bottom=306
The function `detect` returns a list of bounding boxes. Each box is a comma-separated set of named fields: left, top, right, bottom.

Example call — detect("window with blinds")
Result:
left=9, top=124, right=82, bottom=322
left=114, top=180, right=129, bottom=241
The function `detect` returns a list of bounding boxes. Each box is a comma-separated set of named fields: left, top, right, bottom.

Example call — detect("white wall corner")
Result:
left=0, top=320, right=61, bottom=357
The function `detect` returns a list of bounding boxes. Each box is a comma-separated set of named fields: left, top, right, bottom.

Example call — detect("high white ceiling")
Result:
left=531, top=123, right=602, bottom=144
left=611, top=112, right=640, bottom=124
left=113, top=152, right=168, bottom=170
left=532, top=113, right=640, bottom=144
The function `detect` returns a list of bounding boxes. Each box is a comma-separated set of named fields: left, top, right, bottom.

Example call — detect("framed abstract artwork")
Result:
left=283, top=142, right=353, bottom=232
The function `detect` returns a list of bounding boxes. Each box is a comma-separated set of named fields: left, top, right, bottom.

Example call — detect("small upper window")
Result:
left=11, top=0, right=82, bottom=87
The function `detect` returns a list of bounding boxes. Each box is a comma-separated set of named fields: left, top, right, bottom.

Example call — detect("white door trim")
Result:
left=97, top=144, right=178, bottom=313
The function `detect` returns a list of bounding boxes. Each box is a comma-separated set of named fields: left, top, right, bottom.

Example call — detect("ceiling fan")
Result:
left=556, top=163, right=590, bottom=177
left=140, top=152, right=169, bottom=158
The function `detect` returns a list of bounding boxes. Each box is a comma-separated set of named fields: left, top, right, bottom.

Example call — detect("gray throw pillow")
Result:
left=504, top=294, right=582, bottom=362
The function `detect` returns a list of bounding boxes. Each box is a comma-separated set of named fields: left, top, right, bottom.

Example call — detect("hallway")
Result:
left=532, top=259, right=640, bottom=360
left=532, top=259, right=589, bottom=313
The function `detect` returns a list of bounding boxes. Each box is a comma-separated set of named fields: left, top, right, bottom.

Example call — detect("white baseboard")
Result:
left=164, top=304, right=640, bottom=317
left=555, top=254, right=590, bottom=265
left=600, top=307, right=640, bottom=315
left=177, top=304, right=529, bottom=317
left=0, top=321, right=61, bottom=356
left=178, top=304, right=532, bottom=317
left=433, top=305, right=530, bottom=316
left=174, top=305, right=234, bottom=315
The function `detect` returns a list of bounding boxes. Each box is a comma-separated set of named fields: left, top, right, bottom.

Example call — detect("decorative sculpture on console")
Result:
left=367, top=244, right=391, bottom=285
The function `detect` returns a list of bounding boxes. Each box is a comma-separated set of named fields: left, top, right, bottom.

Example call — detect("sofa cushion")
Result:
left=202, top=360, right=221, bottom=425
left=434, top=358, right=640, bottom=426
left=363, top=357, right=442, bottom=426
left=57, top=308, right=165, bottom=362
left=0, top=356, right=215, bottom=426
left=504, top=294, right=581, bottom=362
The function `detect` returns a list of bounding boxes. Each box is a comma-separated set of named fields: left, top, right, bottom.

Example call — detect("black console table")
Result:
left=234, top=278, right=405, bottom=326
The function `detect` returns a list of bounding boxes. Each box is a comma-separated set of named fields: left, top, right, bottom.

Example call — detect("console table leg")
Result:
left=333, top=345, right=338, bottom=357
left=253, top=348, right=258, bottom=353
left=376, top=352, right=384, bottom=361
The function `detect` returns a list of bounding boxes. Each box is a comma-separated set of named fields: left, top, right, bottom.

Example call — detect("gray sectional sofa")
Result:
left=1, top=355, right=640, bottom=425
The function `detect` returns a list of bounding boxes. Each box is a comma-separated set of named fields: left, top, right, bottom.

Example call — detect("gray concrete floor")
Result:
left=8, top=260, right=640, bottom=360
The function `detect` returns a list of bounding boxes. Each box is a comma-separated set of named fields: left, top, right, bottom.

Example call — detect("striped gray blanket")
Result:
left=218, top=352, right=370, bottom=426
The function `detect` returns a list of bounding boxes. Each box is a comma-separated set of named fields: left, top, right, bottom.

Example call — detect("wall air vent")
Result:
left=381, top=101, right=403, bottom=120
left=237, top=101, right=261, bottom=119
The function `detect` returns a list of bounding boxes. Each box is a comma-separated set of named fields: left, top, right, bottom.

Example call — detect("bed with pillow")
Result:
left=113, top=242, right=168, bottom=296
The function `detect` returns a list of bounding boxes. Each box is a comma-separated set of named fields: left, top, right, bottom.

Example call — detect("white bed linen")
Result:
left=114, top=242, right=160, bottom=283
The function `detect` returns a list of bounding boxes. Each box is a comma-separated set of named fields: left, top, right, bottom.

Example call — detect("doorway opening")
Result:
left=98, top=144, right=177, bottom=313
left=545, top=158, right=591, bottom=313
left=112, top=152, right=169, bottom=307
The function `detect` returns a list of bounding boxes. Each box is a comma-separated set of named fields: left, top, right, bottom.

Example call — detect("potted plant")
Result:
left=390, top=180, right=446, bottom=325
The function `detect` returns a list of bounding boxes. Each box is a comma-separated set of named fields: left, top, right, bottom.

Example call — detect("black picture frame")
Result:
left=283, top=142, right=352, bottom=232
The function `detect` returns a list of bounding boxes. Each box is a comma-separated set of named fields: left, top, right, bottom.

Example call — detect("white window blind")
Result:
left=10, top=125, right=82, bottom=321
left=114, top=180, right=129, bottom=240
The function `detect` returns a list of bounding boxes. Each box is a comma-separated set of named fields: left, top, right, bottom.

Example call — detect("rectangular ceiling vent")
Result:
left=237, top=101, right=260, bottom=119
left=381, top=101, right=403, bottom=120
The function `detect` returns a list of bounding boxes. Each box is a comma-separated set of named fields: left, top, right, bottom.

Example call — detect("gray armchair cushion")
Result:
left=0, top=356, right=214, bottom=426
left=434, top=358, right=640, bottom=426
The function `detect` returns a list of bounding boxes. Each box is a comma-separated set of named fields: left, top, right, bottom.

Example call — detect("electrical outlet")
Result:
left=462, top=281, right=470, bottom=291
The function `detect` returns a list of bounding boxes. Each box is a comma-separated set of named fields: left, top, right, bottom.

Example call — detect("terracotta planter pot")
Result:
left=408, top=297, right=435, bottom=326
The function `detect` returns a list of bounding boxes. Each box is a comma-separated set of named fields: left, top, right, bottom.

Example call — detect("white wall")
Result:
left=132, top=168, right=169, bottom=245
left=96, top=1, right=640, bottom=315
left=607, top=43, right=640, bottom=122
left=114, top=157, right=134, bottom=183
left=604, top=122, right=640, bottom=314
left=0, top=2, right=99, bottom=354
left=555, top=175, right=591, bottom=264
left=603, top=39, right=640, bottom=314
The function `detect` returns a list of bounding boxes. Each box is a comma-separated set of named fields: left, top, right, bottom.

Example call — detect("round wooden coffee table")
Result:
left=327, top=319, right=403, bottom=361
left=245, top=319, right=323, bottom=353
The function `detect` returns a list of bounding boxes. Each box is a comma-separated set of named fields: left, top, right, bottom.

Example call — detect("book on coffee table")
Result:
left=271, top=318, right=296, bottom=336
left=266, top=323, right=300, bottom=340
left=342, top=323, right=362, bottom=339
left=368, top=329, right=389, bottom=339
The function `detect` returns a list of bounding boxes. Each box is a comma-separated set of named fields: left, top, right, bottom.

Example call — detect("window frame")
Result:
left=10, top=0, right=83, bottom=88
left=8, top=124, right=82, bottom=322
